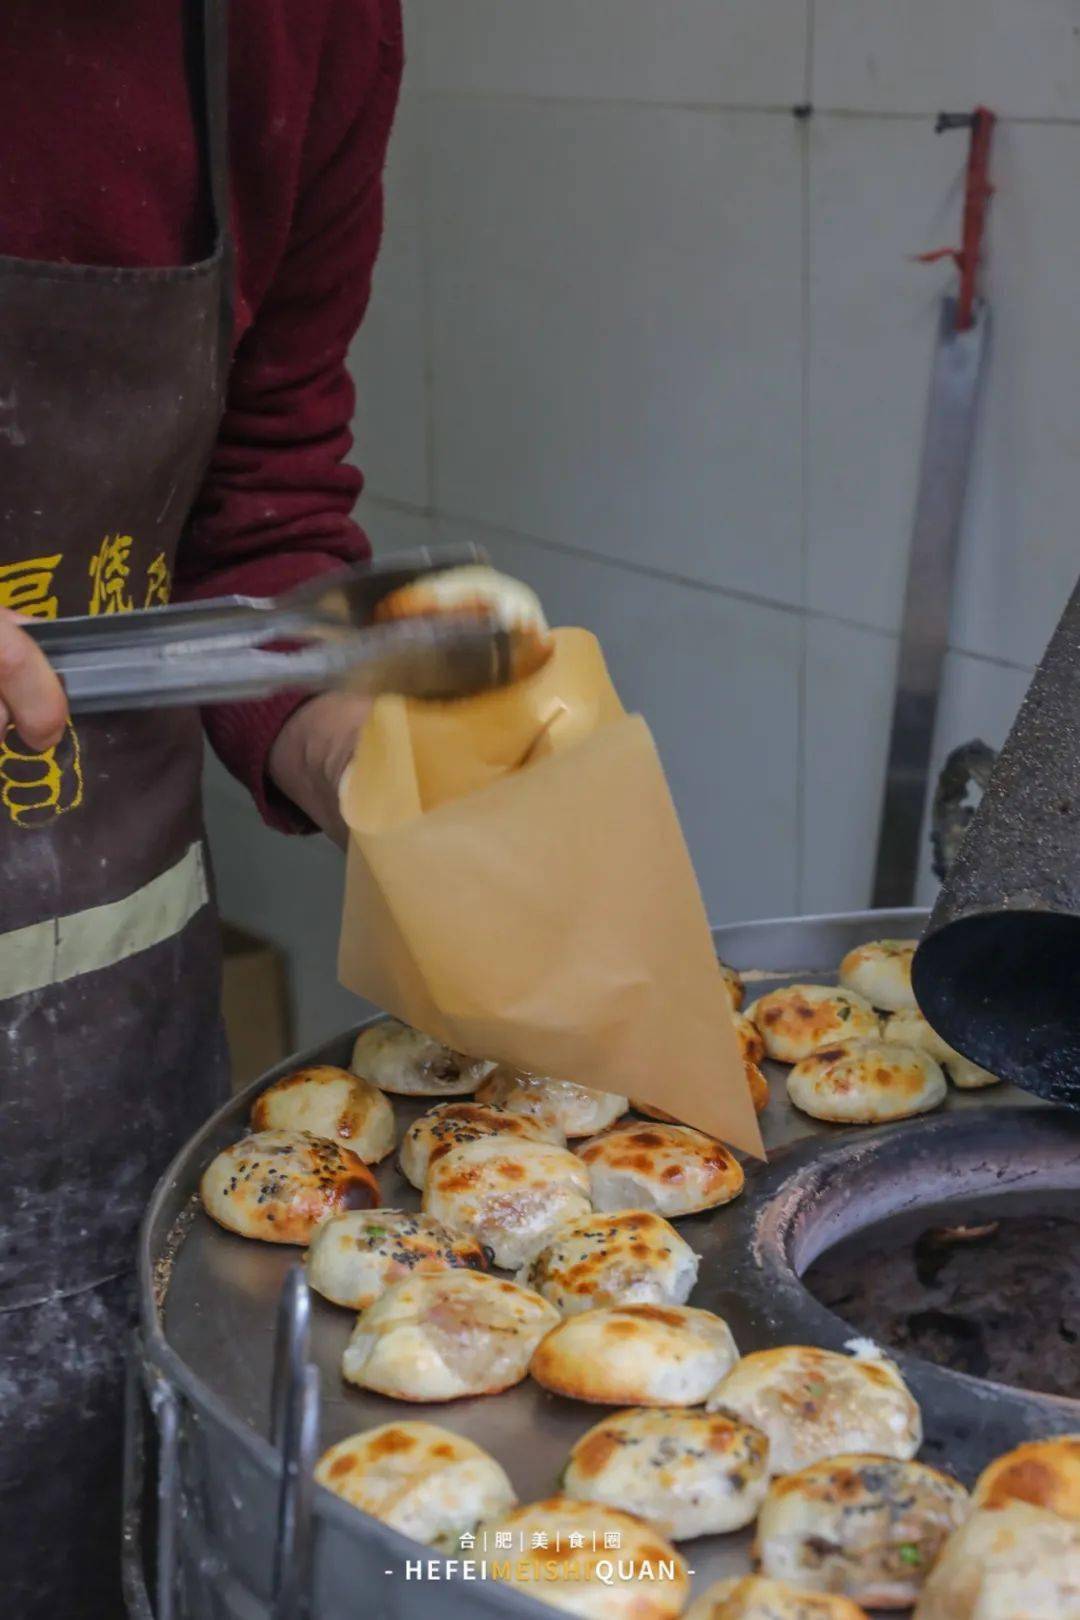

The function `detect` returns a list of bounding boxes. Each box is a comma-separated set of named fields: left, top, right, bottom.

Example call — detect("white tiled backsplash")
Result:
left=206, top=1, right=1080, bottom=1046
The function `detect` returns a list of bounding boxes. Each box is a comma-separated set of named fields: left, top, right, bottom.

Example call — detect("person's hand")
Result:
left=0, top=608, right=69, bottom=749
left=267, top=691, right=371, bottom=846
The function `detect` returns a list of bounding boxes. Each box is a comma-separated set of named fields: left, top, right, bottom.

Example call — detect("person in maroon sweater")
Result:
left=0, top=3, right=403, bottom=1613
left=0, top=0, right=398, bottom=830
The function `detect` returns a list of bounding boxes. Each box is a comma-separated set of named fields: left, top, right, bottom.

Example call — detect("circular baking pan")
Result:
left=136, top=908, right=1080, bottom=1618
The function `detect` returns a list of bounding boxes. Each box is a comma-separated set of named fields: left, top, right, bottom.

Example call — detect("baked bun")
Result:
left=250, top=1065, right=395, bottom=1163
left=351, top=1018, right=495, bottom=1097
left=749, top=985, right=879, bottom=1064
left=200, top=1130, right=379, bottom=1244
left=745, top=1062, right=770, bottom=1112
left=305, top=1208, right=486, bottom=1310
left=484, top=1496, right=689, bottom=1620
left=706, top=1346, right=921, bottom=1474
left=735, top=1011, right=766, bottom=1067
left=529, top=1303, right=739, bottom=1406
left=839, top=939, right=918, bottom=1012
left=399, top=1100, right=565, bottom=1190
left=972, top=1435, right=1080, bottom=1520
left=518, top=1210, right=699, bottom=1314
left=315, top=1421, right=515, bottom=1546
left=476, top=1068, right=627, bottom=1138
left=342, top=1270, right=559, bottom=1400
left=787, top=1038, right=947, bottom=1124
left=563, top=1406, right=768, bottom=1538
left=372, top=564, right=554, bottom=680
left=685, top=1577, right=870, bottom=1620
left=577, top=1122, right=744, bottom=1217
left=719, top=959, right=745, bottom=1011
left=423, top=1135, right=591, bottom=1270
left=883, top=1008, right=1002, bottom=1089
left=913, top=1499, right=1080, bottom=1619
left=755, top=1456, right=969, bottom=1608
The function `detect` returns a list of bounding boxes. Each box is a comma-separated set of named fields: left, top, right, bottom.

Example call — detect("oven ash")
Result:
left=806, top=1206, right=1080, bottom=1399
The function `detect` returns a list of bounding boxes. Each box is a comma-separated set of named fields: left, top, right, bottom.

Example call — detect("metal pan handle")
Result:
left=121, top=1341, right=183, bottom=1620
left=271, top=1267, right=320, bottom=1620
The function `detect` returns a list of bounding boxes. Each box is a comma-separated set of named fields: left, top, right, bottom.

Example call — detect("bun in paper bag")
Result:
left=337, top=629, right=762, bottom=1155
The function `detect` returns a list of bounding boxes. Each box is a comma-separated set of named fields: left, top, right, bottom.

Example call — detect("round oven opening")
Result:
left=747, top=1106, right=1080, bottom=1439
left=802, top=1187, right=1080, bottom=1399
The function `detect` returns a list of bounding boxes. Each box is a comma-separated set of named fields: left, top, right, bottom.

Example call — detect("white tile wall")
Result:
left=807, top=115, right=959, bottom=633
left=347, top=95, right=429, bottom=507
left=802, top=619, right=897, bottom=912
left=815, top=0, right=1080, bottom=120
left=418, top=0, right=809, bottom=107
left=427, top=97, right=805, bottom=605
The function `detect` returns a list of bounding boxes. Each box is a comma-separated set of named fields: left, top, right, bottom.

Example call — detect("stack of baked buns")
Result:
left=745, top=937, right=1001, bottom=1126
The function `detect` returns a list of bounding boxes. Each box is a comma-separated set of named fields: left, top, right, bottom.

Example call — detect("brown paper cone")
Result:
left=338, top=630, right=763, bottom=1157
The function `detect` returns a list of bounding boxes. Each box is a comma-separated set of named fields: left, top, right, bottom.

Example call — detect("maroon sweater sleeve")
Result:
left=175, top=0, right=404, bottom=832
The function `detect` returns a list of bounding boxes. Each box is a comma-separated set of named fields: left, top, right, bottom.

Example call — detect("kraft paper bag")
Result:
left=338, top=629, right=763, bottom=1157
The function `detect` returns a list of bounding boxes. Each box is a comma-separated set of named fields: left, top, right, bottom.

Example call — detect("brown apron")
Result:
left=0, top=3, right=232, bottom=1614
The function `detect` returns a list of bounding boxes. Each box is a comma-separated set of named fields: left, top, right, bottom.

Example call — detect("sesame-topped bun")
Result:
left=706, top=1346, right=921, bottom=1475
left=749, top=985, right=879, bottom=1065
left=517, top=1210, right=699, bottom=1315
left=484, top=1496, right=689, bottom=1620
left=399, top=1100, right=565, bottom=1190
left=839, top=940, right=918, bottom=1013
left=315, top=1422, right=516, bottom=1546
left=755, top=1456, right=969, bottom=1608
left=577, top=1122, right=744, bottom=1217
left=342, top=1269, right=559, bottom=1400
left=883, top=1008, right=1002, bottom=1089
left=530, top=1303, right=739, bottom=1407
left=200, top=1130, right=379, bottom=1244
left=972, top=1435, right=1080, bottom=1521
left=423, top=1135, right=592, bottom=1270
left=913, top=1499, right=1080, bottom=1619
left=719, top=960, right=745, bottom=1011
left=250, top=1065, right=395, bottom=1163
left=305, top=1208, right=487, bottom=1310
left=787, top=1038, right=946, bottom=1124
left=351, top=1018, right=496, bottom=1097
left=372, top=564, right=554, bottom=681
left=476, top=1069, right=627, bottom=1138
left=562, top=1406, right=769, bottom=1538
left=685, top=1578, right=869, bottom=1620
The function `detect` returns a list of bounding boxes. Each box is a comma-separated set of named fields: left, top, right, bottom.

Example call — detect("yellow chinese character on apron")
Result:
left=144, top=550, right=172, bottom=607
left=0, top=552, right=84, bottom=826
left=88, top=533, right=135, bottom=615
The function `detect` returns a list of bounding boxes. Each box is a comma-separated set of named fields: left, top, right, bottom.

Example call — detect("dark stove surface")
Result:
left=805, top=1190, right=1080, bottom=1399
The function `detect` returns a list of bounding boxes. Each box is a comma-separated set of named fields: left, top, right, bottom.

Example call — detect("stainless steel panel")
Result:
left=873, top=298, right=989, bottom=908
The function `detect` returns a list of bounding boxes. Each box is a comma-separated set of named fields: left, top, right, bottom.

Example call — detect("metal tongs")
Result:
left=29, top=542, right=523, bottom=712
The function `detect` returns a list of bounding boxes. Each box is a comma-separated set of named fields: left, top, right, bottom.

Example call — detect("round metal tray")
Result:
left=138, top=908, right=1077, bottom=1619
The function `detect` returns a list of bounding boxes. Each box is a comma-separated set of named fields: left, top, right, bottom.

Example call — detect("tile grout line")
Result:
left=422, top=86, right=1080, bottom=129
left=361, top=494, right=1038, bottom=677
left=794, top=0, right=816, bottom=913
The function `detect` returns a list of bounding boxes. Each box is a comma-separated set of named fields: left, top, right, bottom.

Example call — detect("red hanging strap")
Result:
left=915, top=106, right=996, bottom=331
